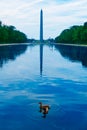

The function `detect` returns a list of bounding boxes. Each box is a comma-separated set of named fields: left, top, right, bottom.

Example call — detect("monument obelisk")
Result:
left=40, top=9, right=43, bottom=42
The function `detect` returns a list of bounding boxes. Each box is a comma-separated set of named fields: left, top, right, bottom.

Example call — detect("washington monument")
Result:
left=40, top=9, right=43, bottom=42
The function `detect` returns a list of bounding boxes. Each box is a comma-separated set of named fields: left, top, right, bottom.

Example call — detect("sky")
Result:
left=0, top=0, right=87, bottom=39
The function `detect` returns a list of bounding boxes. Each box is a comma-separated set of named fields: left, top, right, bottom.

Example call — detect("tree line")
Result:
left=0, top=21, right=28, bottom=44
left=55, top=22, right=87, bottom=44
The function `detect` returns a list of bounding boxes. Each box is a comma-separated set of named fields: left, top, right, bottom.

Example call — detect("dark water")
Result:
left=0, top=43, right=87, bottom=130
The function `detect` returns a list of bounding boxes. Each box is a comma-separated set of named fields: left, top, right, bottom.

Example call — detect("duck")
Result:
left=39, top=102, right=50, bottom=112
left=43, top=107, right=49, bottom=114
left=39, top=102, right=50, bottom=118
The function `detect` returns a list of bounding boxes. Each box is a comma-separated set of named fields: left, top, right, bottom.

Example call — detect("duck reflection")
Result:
left=0, top=44, right=28, bottom=68
left=55, top=44, right=87, bottom=67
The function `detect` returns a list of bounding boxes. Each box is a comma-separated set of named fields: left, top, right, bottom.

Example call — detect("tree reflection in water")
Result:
left=0, top=44, right=28, bottom=68
left=55, top=44, right=87, bottom=67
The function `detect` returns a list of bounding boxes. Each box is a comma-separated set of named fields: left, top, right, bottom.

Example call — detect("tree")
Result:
left=0, top=21, right=2, bottom=27
left=55, top=22, right=87, bottom=44
left=84, top=22, right=87, bottom=27
left=0, top=21, right=28, bottom=43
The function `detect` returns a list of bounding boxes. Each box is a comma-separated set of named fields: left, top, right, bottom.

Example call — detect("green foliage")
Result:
left=55, top=22, right=87, bottom=44
left=84, top=22, right=87, bottom=27
left=0, top=21, right=28, bottom=43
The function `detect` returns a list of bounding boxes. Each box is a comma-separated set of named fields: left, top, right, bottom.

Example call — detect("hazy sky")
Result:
left=0, top=0, right=87, bottom=39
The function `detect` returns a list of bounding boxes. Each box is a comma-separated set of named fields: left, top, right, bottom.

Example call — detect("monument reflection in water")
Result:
left=40, top=43, right=43, bottom=75
left=40, top=9, right=44, bottom=75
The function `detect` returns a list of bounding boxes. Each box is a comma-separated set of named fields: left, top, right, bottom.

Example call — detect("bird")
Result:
left=39, top=102, right=50, bottom=114
left=43, top=107, right=49, bottom=114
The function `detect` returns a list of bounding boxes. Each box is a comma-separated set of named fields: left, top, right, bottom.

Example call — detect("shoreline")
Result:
left=0, top=43, right=32, bottom=46
left=0, top=42, right=87, bottom=47
left=53, top=43, right=87, bottom=47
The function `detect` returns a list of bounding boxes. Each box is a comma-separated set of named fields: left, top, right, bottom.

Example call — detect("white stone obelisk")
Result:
left=40, top=9, right=43, bottom=42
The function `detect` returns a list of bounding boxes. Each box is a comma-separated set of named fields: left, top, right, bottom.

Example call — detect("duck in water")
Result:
left=39, top=102, right=50, bottom=118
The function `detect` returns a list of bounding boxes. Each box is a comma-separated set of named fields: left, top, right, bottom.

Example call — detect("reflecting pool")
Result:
left=0, top=43, right=87, bottom=130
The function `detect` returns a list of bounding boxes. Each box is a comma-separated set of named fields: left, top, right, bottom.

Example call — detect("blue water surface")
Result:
left=0, top=43, right=87, bottom=130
